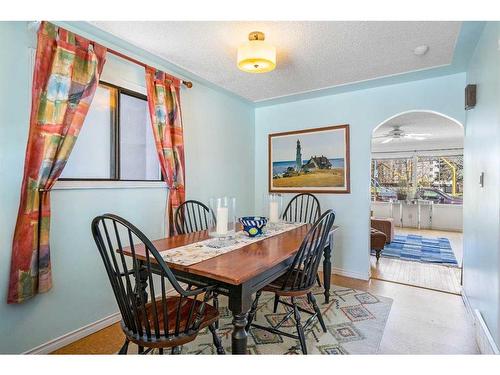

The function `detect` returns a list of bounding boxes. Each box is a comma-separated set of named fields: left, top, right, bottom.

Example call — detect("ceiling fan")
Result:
left=373, top=125, right=431, bottom=144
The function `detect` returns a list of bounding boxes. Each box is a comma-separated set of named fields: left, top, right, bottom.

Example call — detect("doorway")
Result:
left=369, top=111, right=464, bottom=294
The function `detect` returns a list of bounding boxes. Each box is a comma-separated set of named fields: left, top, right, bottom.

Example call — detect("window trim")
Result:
left=53, top=179, right=167, bottom=191
left=59, top=81, right=163, bottom=183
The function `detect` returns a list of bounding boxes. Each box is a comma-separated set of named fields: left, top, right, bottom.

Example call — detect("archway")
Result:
left=369, top=110, right=464, bottom=293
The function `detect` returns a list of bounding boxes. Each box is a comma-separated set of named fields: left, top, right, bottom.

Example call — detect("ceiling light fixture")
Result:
left=237, top=31, right=276, bottom=73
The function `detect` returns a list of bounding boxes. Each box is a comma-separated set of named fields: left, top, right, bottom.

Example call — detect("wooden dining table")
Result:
left=122, top=224, right=339, bottom=354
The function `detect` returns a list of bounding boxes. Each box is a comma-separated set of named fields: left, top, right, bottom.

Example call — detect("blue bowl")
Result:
left=239, top=216, right=268, bottom=237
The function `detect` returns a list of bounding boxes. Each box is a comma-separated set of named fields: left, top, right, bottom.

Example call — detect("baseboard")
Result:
left=462, top=291, right=473, bottom=316
left=473, top=309, right=500, bottom=354
left=24, top=286, right=178, bottom=354
left=24, top=311, right=122, bottom=354
left=462, top=292, right=500, bottom=354
left=332, top=266, right=370, bottom=281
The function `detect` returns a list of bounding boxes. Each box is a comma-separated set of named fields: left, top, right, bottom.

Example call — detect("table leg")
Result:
left=135, top=261, right=149, bottom=306
left=231, top=312, right=249, bottom=354
left=323, top=243, right=332, bottom=303
left=228, top=290, right=251, bottom=354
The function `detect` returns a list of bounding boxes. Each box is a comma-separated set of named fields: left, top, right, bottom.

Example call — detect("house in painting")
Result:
left=302, top=155, right=332, bottom=171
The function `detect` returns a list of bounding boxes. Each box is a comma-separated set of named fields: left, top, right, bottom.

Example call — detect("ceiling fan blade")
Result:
left=381, top=138, right=393, bottom=144
left=372, top=135, right=390, bottom=139
left=406, top=133, right=431, bottom=137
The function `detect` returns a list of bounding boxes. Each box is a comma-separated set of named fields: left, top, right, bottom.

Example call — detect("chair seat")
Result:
left=263, top=270, right=313, bottom=296
left=141, top=296, right=219, bottom=335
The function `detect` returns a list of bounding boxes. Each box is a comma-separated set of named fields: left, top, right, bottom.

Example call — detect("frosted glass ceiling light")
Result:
left=237, top=31, right=276, bottom=73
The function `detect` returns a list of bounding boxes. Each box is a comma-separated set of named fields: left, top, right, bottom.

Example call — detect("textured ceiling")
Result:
left=372, top=112, right=464, bottom=152
left=91, top=21, right=461, bottom=102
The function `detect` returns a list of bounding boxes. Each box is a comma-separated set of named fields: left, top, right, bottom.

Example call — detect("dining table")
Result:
left=122, top=223, right=339, bottom=354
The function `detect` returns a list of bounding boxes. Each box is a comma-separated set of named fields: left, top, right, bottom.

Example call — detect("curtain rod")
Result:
left=106, top=48, right=193, bottom=88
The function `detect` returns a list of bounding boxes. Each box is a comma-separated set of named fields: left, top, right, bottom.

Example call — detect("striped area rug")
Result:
left=371, top=234, right=458, bottom=266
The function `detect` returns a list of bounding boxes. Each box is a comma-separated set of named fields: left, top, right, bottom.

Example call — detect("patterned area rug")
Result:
left=128, top=285, right=392, bottom=355
left=371, top=234, right=458, bottom=266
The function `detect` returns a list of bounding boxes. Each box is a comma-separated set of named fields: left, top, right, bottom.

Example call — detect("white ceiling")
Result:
left=372, top=112, right=464, bottom=153
left=91, top=21, right=462, bottom=102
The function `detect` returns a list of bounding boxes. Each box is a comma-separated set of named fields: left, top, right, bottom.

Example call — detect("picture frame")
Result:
left=268, top=124, right=350, bottom=194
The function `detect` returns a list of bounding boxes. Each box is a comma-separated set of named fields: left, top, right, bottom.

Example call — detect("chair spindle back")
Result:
left=281, top=209, right=336, bottom=292
left=92, top=214, right=213, bottom=345
left=174, top=200, right=215, bottom=235
left=282, top=193, right=321, bottom=224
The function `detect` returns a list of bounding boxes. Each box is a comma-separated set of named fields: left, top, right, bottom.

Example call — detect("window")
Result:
left=371, top=154, right=464, bottom=201
left=119, top=93, right=159, bottom=180
left=61, top=85, right=113, bottom=179
left=371, top=157, right=414, bottom=188
left=61, top=82, right=162, bottom=181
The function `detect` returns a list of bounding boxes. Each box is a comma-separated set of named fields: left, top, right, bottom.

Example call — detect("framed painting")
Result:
left=268, top=124, right=350, bottom=194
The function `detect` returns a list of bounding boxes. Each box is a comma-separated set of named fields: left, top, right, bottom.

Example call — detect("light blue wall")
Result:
left=0, top=22, right=254, bottom=353
left=255, top=74, right=466, bottom=279
left=463, top=22, right=500, bottom=346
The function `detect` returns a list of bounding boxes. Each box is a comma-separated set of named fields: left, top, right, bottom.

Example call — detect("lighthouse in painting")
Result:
left=295, top=139, right=302, bottom=171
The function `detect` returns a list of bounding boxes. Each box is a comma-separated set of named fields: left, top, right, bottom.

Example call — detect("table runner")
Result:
left=160, top=222, right=304, bottom=266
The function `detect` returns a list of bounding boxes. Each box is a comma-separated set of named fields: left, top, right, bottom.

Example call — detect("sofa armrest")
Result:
left=371, top=218, right=394, bottom=243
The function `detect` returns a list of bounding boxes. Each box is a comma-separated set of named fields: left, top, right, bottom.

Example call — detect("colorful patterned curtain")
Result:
left=7, top=22, right=106, bottom=304
left=145, top=67, right=186, bottom=235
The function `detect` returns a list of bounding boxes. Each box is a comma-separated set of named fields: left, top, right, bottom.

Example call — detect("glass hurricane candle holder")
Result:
left=265, top=193, right=283, bottom=227
left=209, top=196, right=236, bottom=239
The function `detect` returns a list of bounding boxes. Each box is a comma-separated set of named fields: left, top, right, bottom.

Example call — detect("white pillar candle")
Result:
left=269, top=201, right=279, bottom=223
left=216, top=207, right=228, bottom=235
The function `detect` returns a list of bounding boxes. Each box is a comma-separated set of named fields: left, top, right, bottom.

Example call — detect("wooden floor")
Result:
left=52, top=274, right=478, bottom=355
left=371, top=228, right=463, bottom=294
left=334, top=275, right=477, bottom=354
